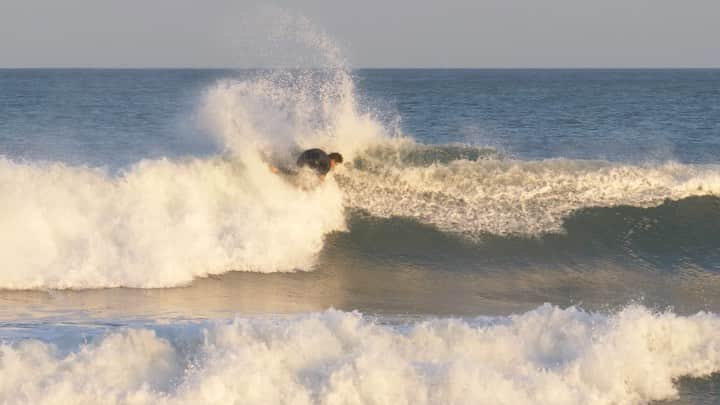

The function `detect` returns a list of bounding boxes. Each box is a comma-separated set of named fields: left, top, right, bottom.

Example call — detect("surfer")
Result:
left=269, top=148, right=344, bottom=180
left=296, top=148, right=343, bottom=178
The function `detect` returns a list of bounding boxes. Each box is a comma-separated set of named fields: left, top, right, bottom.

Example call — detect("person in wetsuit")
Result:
left=296, top=148, right=344, bottom=177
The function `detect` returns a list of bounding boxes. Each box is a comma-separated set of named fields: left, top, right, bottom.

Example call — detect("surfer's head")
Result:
left=328, top=152, right=343, bottom=169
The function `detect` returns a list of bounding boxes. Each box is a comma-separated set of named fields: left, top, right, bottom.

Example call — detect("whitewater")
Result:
left=3, top=306, right=720, bottom=404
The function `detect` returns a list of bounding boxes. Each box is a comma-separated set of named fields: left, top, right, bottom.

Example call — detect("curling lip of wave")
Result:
left=2, top=305, right=720, bottom=404
left=339, top=147, right=720, bottom=237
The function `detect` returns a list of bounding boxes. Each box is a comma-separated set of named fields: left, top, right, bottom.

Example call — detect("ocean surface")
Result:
left=1, top=68, right=720, bottom=404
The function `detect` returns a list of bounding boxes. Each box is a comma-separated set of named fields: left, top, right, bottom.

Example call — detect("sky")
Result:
left=1, top=0, right=719, bottom=68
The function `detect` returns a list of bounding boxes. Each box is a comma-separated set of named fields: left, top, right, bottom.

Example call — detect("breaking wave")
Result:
left=2, top=305, right=720, bottom=404
left=2, top=75, right=720, bottom=289
left=339, top=143, right=720, bottom=236
left=0, top=156, right=344, bottom=289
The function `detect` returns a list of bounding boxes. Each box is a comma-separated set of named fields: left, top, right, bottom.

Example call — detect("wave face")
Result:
left=2, top=306, right=720, bottom=404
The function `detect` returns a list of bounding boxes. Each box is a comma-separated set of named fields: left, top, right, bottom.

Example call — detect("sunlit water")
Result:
left=1, top=69, right=720, bottom=404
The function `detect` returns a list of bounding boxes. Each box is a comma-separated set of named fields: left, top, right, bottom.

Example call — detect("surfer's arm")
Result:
left=268, top=164, right=299, bottom=176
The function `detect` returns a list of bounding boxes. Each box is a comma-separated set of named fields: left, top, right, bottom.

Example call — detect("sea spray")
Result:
left=199, top=69, right=386, bottom=162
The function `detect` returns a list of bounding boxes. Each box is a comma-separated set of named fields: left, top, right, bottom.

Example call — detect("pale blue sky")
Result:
left=1, top=0, right=718, bottom=68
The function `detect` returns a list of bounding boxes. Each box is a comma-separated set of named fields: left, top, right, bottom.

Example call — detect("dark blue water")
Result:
left=0, top=69, right=222, bottom=167
left=358, top=69, right=720, bottom=163
left=2, top=69, right=719, bottom=168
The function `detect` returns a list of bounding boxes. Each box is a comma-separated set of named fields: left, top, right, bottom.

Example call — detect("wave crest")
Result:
left=0, top=156, right=345, bottom=289
left=339, top=145, right=720, bottom=236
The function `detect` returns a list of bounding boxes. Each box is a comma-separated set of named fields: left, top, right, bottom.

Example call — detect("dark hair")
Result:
left=328, top=152, right=343, bottom=163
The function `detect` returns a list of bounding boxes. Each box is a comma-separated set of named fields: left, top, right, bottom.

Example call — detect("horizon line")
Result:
left=1, top=66, right=720, bottom=70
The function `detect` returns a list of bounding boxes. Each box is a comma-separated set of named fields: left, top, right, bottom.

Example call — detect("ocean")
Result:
left=1, top=68, right=720, bottom=404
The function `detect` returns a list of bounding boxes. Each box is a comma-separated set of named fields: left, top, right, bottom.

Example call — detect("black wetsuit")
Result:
left=296, top=148, right=332, bottom=175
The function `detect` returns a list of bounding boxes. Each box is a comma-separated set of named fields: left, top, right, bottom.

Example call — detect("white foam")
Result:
left=2, top=305, right=719, bottom=404
left=338, top=149, right=720, bottom=236
left=0, top=156, right=345, bottom=289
